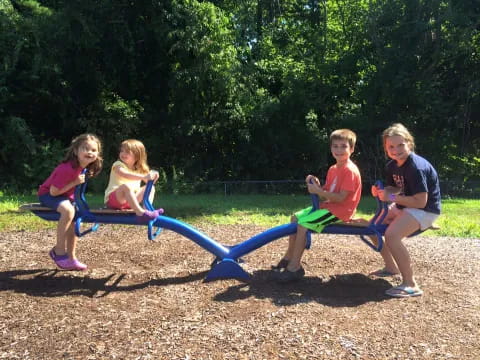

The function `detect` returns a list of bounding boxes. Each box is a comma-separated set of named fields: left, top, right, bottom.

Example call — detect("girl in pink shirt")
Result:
left=38, top=134, right=103, bottom=271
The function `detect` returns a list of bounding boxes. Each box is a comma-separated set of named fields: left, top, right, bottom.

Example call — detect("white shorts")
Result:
left=388, top=204, right=440, bottom=230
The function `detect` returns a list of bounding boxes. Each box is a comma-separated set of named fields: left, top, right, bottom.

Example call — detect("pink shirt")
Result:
left=320, top=159, right=362, bottom=222
left=38, top=161, right=83, bottom=201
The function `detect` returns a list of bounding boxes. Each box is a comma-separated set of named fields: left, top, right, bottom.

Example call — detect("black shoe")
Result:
left=274, top=267, right=305, bottom=283
left=271, top=258, right=289, bottom=272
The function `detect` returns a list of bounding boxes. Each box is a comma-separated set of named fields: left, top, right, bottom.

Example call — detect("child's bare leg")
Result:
left=114, top=184, right=145, bottom=215
left=368, top=232, right=398, bottom=273
left=369, top=206, right=401, bottom=273
left=286, top=224, right=308, bottom=271
left=282, top=215, right=298, bottom=261
left=384, top=212, right=421, bottom=287
left=137, top=185, right=155, bottom=205
left=65, top=222, right=78, bottom=259
left=367, top=234, right=398, bottom=273
left=377, top=244, right=400, bottom=274
left=55, top=201, right=76, bottom=256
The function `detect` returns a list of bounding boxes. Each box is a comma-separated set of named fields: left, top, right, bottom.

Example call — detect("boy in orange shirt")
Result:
left=272, top=129, right=362, bottom=282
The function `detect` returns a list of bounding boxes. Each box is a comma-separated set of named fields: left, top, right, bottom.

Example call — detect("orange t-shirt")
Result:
left=320, top=159, right=362, bottom=222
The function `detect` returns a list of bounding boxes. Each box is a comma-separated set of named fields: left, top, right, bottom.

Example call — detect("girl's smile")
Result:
left=385, top=135, right=411, bottom=165
left=78, top=140, right=99, bottom=168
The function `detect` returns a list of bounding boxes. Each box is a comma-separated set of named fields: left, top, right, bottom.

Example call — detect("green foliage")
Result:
left=439, top=153, right=480, bottom=182
left=0, top=116, right=63, bottom=191
left=0, top=0, right=479, bottom=192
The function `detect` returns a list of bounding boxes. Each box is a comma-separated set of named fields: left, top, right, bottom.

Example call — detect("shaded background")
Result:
left=1, top=0, right=479, bottom=193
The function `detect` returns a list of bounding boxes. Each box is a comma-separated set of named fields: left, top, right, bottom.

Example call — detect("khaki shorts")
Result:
left=295, top=206, right=339, bottom=233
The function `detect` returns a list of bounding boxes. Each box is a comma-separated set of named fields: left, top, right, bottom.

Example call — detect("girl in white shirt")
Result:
left=104, top=139, right=163, bottom=223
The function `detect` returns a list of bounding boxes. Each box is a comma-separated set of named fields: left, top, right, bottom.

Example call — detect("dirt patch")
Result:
left=0, top=224, right=479, bottom=360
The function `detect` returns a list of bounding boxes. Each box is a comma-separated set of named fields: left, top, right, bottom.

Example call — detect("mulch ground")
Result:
left=0, top=223, right=479, bottom=360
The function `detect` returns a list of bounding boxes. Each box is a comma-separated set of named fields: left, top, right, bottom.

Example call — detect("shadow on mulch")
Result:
left=213, top=270, right=394, bottom=307
left=0, top=268, right=393, bottom=307
left=0, top=268, right=208, bottom=298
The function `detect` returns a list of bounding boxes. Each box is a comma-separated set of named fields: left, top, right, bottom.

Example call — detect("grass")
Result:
left=1, top=193, right=479, bottom=238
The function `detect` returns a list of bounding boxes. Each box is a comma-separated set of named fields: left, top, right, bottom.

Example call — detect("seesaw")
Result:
left=21, top=176, right=420, bottom=282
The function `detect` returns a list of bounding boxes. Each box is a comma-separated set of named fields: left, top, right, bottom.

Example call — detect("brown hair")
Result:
left=120, top=139, right=150, bottom=174
left=330, top=129, right=357, bottom=149
left=382, top=123, right=415, bottom=153
left=63, top=134, right=103, bottom=177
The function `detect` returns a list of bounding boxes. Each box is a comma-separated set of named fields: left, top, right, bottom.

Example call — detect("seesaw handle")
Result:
left=142, top=179, right=163, bottom=240
left=73, top=169, right=100, bottom=237
left=308, top=177, right=320, bottom=211
left=306, top=177, right=320, bottom=250
left=374, top=180, right=384, bottom=190
left=372, top=180, right=389, bottom=226
left=74, top=168, right=90, bottom=214
left=359, top=179, right=387, bottom=252
left=142, top=180, right=155, bottom=211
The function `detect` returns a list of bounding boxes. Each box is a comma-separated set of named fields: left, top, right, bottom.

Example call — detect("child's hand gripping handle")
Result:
left=371, top=180, right=384, bottom=195
left=74, top=169, right=100, bottom=237
left=309, top=178, right=320, bottom=211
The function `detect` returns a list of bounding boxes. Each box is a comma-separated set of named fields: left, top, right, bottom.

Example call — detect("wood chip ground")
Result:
left=0, top=224, right=478, bottom=359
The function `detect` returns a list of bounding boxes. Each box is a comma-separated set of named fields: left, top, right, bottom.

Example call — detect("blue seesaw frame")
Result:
left=22, top=175, right=404, bottom=282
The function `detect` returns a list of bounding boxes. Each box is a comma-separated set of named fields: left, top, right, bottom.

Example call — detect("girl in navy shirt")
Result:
left=371, top=123, right=440, bottom=298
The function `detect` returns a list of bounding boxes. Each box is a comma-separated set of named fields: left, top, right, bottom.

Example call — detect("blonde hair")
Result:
left=330, top=129, right=357, bottom=149
left=63, top=134, right=103, bottom=177
left=382, top=123, right=415, bottom=152
left=120, top=139, right=150, bottom=174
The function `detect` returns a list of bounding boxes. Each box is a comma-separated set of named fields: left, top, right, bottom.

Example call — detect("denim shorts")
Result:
left=39, top=193, right=73, bottom=211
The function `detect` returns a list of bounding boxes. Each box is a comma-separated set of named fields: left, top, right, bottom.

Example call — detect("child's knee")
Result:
left=118, top=184, right=135, bottom=195
left=58, top=202, right=75, bottom=219
left=118, top=184, right=129, bottom=191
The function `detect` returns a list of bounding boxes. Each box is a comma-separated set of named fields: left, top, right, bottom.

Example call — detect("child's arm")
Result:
left=49, top=173, right=85, bottom=196
left=113, top=165, right=156, bottom=183
left=308, top=182, right=350, bottom=203
left=372, top=185, right=427, bottom=208
left=306, top=175, right=349, bottom=203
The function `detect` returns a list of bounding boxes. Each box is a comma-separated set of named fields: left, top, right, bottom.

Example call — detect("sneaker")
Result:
left=273, top=267, right=305, bottom=283
left=49, top=248, right=68, bottom=262
left=136, top=210, right=160, bottom=224
left=55, top=257, right=88, bottom=271
left=271, top=258, right=289, bottom=272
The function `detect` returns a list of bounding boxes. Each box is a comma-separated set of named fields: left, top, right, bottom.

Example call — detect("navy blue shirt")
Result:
left=385, top=153, right=441, bottom=214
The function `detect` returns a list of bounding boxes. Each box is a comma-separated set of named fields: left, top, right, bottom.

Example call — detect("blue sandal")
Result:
left=385, top=285, right=423, bottom=298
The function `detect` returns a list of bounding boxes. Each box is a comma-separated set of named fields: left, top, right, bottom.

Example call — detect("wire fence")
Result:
left=164, top=179, right=480, bottom=198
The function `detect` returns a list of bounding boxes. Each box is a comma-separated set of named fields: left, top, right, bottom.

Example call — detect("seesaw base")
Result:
left=205, top=259, right=250, bottom=282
